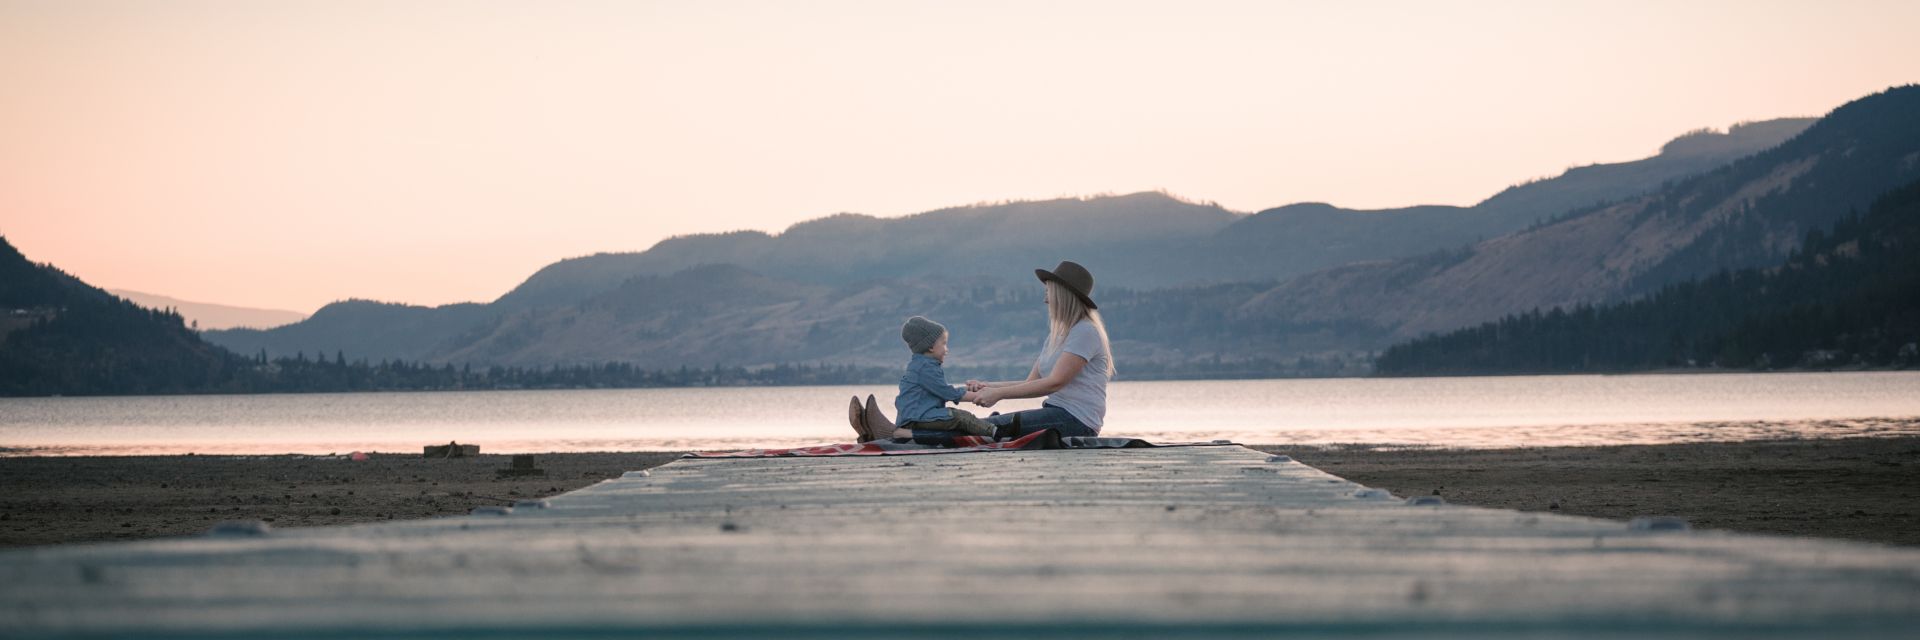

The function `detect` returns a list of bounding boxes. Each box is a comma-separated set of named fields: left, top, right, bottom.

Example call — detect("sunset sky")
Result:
left=3, top=0, right=1917, bottom=313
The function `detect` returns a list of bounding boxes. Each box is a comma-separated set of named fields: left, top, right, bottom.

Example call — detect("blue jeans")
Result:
left=909, top=404, right=1093, bottom=445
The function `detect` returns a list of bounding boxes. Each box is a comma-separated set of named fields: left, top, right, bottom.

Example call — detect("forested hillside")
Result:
left=1374, top=178, right=1920, bottom=375
left=0, top=236, right=247, bottom=395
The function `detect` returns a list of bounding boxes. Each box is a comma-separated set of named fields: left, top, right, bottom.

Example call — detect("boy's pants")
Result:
left=900, top=408, right=995, bottom=437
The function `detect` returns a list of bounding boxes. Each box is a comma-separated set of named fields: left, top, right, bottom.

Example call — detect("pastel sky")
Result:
left=2, top=0, right=1917, bottom=312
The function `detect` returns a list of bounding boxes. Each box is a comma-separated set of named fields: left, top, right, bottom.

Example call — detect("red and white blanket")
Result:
left=686, top=431, right=1233, bottom=458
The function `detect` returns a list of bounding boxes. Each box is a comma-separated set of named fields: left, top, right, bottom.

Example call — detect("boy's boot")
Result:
left=848, top=396, right=871, bottom=442
left=862, top=395, right=897, bottom=441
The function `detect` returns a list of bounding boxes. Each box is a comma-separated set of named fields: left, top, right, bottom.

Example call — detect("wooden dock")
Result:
left=3, top=444, right=1918, bottom=637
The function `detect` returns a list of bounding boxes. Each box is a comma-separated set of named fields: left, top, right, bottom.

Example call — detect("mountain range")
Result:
left=14, top=86, right=1914, bottom=396
left=204, top=111, right=1839, bottom=372
left=489, top=118, right=1816, bottom=308
left=1239, top=86, right=1920, bottom=345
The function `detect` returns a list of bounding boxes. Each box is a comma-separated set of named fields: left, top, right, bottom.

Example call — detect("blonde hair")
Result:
left=1044, top=280, right=1115, bottom=377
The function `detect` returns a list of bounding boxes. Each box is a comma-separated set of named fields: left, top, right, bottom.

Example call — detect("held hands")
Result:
left=964, top=379, right=988, bottom=392
left=972, top=388, right=1000, bottom=408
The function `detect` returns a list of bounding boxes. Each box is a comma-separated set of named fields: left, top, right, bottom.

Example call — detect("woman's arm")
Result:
left=978, top=353, right=1086, bottom=404
left=966, top=363, right=1042, bottom=392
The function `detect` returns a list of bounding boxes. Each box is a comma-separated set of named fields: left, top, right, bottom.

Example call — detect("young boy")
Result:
left=894, top=316, right=995, bottom=437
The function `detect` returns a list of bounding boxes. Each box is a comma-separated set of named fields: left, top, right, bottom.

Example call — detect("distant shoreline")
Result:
left=1373, top=363, right=1914, bottom=379
left=3, top=366, right=1913, bottom=400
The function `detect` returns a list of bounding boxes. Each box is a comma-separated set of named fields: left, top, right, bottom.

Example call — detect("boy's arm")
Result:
left=912, top=364, right=967, bottom=403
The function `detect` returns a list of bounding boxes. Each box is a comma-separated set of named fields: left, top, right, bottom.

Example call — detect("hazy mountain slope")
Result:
left=492, top=231, right=781, bottom=312
left=207, top=299, right=491, bottom=363
left=1241, top=85, right=1920, bottom=344
left=491, top=192, right=1240, bottom=311
left=108, top=289, right=308, bottom=330
left=1470, top=118, right=1817, bottom=231
left=1193, top=203, right=1476, bottom=282
left=439, top=265, right=836, bottom=367
left=1181, top=118, right=1816, bottom=285
left=211, top=193, right=1241, bottom=362
left=451, top=266, right=1102, bottom=369
left=497, top=121, right=1809, bottom=309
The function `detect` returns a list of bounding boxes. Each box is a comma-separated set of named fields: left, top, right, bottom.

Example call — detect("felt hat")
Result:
left=1035, top=260, right=1097, bottom=309
left=901, top=316, right=946, bottom=354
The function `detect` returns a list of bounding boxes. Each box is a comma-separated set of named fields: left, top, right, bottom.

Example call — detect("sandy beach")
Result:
left=2, top=435, right=1916, bottom=548
left=0, top=451, right=683, bottom=548
left=1263, top=436, right=1920, bottom=547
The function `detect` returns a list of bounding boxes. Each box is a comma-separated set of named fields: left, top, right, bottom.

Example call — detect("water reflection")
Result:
left=3, top=372, right=1918, bottom=455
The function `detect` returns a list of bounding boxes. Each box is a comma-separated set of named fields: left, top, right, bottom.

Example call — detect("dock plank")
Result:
left=3, top=445, right=1917, bottom=637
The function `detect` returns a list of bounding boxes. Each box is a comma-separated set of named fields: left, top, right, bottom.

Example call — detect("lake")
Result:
left=3, top=371, right=1919, bottom=456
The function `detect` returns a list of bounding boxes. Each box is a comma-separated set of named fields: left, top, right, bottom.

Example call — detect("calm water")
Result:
left=3, top=372, right=1919, bottom=456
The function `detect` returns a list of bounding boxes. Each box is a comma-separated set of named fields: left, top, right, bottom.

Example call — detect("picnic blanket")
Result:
left=686, top=430, right=1236, bottom=458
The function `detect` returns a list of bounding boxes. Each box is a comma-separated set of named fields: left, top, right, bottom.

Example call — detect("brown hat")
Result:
left=1035, top=260, right=1097, bottom=309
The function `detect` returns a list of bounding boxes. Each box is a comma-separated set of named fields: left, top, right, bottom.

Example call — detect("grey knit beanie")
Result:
left=901, top=316, right=946, bottom=354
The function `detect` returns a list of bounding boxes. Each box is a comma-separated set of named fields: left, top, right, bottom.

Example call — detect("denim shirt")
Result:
left=895, top=353, right=965, bottom=425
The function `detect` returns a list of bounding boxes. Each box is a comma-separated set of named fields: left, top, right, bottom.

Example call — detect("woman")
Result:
left=853, top=260, right=1114, bottom=442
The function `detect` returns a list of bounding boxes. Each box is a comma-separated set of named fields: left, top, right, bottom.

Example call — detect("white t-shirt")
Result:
left=1035, top=320, right=1110, bottom=432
